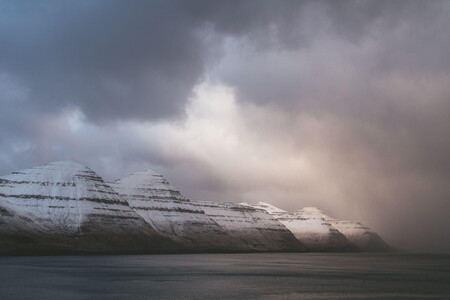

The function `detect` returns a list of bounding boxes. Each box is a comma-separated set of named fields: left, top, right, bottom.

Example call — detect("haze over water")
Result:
left=1, top=253, right=449, bottom=300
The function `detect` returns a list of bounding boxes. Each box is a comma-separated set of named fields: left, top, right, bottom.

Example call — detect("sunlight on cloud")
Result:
left=127, top=82, right=331, bottom=210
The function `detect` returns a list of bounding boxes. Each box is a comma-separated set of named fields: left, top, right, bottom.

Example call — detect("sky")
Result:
left=1, top=0, right=450, bottom=253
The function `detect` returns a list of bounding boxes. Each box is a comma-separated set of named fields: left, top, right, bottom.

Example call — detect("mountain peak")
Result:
left=1, top=160, right=97, bottom=183
left=115, top=170, right=171, bottom=188
left=112, top=170, right=186, bottom=202
left=141, top=169, right=163, bottom=176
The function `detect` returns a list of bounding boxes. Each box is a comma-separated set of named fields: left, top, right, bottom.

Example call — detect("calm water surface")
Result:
left=0, top=253, right=449, bottom=300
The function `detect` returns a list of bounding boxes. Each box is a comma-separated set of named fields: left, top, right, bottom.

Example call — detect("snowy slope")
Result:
left=242, top=202, right=390, bottom=252
left=323, top=217, right=391, bottom=251
left=0, top=161, right=177, bottom=254
left=111, top=171, right=233, bottom=251
left=282, top=207, right=355, bottom=251
left=191, top=201, right=304, bottom=251
left=291, top=206, right=391, bottom=251
left=241, top=202, right=355, bottom=251
left=0, top=161, right=389, bottom=254
left=112, top=171, right=303, bottom=252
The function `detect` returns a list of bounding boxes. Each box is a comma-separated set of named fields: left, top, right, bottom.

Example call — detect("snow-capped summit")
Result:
left=0, top=161, right=177, bottom=254
left=0, top=160, right=128, bottom=206
left=114, top=170, right=187, bottom=202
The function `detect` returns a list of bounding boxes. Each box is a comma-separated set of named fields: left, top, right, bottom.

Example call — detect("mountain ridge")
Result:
left=111, top=171, right=304, bottom=252
left=1, top=161, right=391, bottom=254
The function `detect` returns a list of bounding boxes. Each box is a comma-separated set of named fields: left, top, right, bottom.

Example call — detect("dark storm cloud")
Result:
left=0, top=0, right=208, bottom=120
left=216, top=0, right=449, bottom=106
left=1, top=0, right=450, bottom=252
left=0, top=0, right=430, bottom=119
left=0, top=0, right=424, bottom=121
left=0, top=0, right=306, bottom=121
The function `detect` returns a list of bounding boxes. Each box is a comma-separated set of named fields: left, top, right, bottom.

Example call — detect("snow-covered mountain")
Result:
left=241, top=202, right=390, bottom=252
left=284, top=207, right=356, bottom=251
left=0, top=161, right=390, bottom=254
left=241, top=203, right=355, bottom=251
left=323, top=218, right=391, bottom=252
left=0, top=161, right=177, bottom=254
left=190, top=201, right=305, bottom=251
left=112, top=171, right=303, bottom=252
left=111, top=170, right=232, bottom=251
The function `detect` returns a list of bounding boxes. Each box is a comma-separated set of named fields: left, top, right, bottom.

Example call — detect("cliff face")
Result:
left=0, top=161, right=177, bottom=254
left=112, top=171, right=303, bottom=252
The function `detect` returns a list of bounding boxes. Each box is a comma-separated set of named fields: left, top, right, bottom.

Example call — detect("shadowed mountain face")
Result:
left=112, top=171, right=304, bottom=252
left=0, top=161, right=178, bottom=254
left=241, top=202, right=391, bottom=252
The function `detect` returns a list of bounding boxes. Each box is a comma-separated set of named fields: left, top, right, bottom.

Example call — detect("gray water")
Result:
left=0, top=253, right=449, bottom=300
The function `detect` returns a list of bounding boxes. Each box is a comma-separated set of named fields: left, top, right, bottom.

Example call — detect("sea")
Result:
left=0, top=253, right=449, bottom=300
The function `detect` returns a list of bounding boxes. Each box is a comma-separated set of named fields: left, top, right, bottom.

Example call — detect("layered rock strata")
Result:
left=112, top=171, right=303, bottom=252
left=0, top=161, right=177, bottom=254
